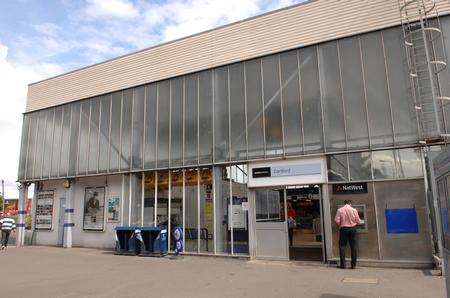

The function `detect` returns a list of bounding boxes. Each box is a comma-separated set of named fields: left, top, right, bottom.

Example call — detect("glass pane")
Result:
left=33, top=111, right=46, bottom=179
left=157, top=81, right=170, bottom=168
left=184, top=74, right=198, bottom=166
left=78, top=100, right=90, bottom=175
left=229, top=63, right=247, bottom=161
left=215, top=166, right=231, bottom=254
left=26, top=113, right=37, bottom=179
left=51, top=106, right=63, bottom=177
left=245, top=59, right=265, bottom=159
left=132, top=86, right=145, bottom=170
left=262, top=55, right=283, bottom=156
left=280, top=50, right=302, bottom=155
left=156, top=170, right=169, bottom=228
left=88, top=97, right=100, bottom=174
left=199, top=70, right=213, bottom=164
left=299, top=46, right=324, bottom=152
left=231, top=165, right=249, bottom=255
left=327, top=154, right=348, bottom=182
left=68, top=103, right=80, bottom=176
left=144, top=84, right=157, bottom=169
left=383, top=27, right=419, bottom=144
left=214, top=67, right=230, bottom=162
left=348, top=152, right=372, bottom=181
left=396, top=148, right=423, bottom=178
left=361, top=32, right=394, bottom=147
left=339, top=37, right=370, bottom=149
left=437, top=17, right=450, bottom=134
left=372, top=149, right=396, bottom=179
left=143, top=172, right=155, bottom=226
left=122, top=174, right=130, bottom=225
left=170, top=170, right=183, bottom=252
left=43, top=109, right=55, bottom=178
left=185, top=168, right=199, bottom=252
left=319, top=41, right=346, bottom=151
left=59, top=105, right=71, bottom=177
left=98, top=96, right=110, bottom=173
left=170, top=78, right=183, bottom=167
left=109, top=92, right=121, bottom=172
left=200, top=168, right=214, bottom=253
left=18, top=114, right=30, bottom=180
left=130, top=173, right=142, bottom=226
left=121, top=90, right=132, bottom=171
left=255, top=188, right=284, bottom=221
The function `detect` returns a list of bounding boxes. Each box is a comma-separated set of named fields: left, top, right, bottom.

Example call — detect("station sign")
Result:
left=252, top=164, right=322, bottom=178
left=332, top=183, right=368, bottom=194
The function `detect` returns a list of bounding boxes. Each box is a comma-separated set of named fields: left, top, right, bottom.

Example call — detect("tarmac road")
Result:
left=0, top=246, right=445, bottom=298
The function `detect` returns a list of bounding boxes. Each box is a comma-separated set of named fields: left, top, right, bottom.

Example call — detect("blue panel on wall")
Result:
left=385, top=208, right=419, bottom=234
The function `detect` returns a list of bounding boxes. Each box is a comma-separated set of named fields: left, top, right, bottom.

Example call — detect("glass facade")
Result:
left=20, top=23, right=450, bottom=181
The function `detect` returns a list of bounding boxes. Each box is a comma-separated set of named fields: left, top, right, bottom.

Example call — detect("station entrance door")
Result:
left=254, top=185, right=324, bottom=261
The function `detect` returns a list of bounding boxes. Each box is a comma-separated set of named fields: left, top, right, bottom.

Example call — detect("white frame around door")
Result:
left=250, top=184, right=330, bottom=262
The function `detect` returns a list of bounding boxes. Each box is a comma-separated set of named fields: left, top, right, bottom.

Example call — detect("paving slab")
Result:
left=0, top=246, right=445, bottom=298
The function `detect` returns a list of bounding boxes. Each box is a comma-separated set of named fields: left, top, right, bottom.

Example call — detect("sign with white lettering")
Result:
left=332, top=183, right=368, bottom=194
left=252, top=164, right=321, bottom=178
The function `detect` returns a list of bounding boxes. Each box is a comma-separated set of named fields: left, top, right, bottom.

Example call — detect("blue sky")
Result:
left=0, top=0, right=303, bottom=197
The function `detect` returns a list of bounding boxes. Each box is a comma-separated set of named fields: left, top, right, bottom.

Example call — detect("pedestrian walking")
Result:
left=334, top=200, right=360, bottom=269
left=0, top=216, right=16, bottom=250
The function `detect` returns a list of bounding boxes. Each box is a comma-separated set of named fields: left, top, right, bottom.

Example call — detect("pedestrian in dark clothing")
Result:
left=0, top=217, right=16, bottom=250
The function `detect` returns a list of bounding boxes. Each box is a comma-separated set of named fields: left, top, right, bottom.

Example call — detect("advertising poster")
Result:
left=107, top=197, right=120, bottom=222
left=83, top=187, right=105, bottom=231
left=36, top=190, right=54, bottom=230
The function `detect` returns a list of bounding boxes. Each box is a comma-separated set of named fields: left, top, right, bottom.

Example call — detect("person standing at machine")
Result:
left=334, top=200, right=360, bottom=269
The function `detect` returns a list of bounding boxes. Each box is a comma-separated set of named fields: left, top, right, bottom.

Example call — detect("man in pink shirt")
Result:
left=335, top=200, right=361, bottom=269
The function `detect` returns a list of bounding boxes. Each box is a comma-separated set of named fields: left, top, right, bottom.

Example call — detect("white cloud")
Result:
left=85, top=0, right=139, bottom=19
left=32, top=23, right=61, bottom=37
left=0, top=43, right=63, bottom=198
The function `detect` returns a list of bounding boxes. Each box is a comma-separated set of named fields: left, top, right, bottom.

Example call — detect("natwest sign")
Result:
left=332, top=183, right=368, bottom=195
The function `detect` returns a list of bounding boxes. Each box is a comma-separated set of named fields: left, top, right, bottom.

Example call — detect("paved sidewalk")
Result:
left=0, top=246, right=445, bottom=298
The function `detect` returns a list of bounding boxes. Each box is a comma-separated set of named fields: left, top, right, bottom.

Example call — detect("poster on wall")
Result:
left=107, top=197, right=120, bottom=222
left=36, top=190, right=54, bottom=230
left=83, top=187, right=105, bottom=231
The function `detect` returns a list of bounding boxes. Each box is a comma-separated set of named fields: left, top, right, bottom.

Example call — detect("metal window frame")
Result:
left=182, top=169, right=186, bottom=253
left=316, top=45, right=327, bottom=153
left=358, top=35, right=373, bottom=149
left=155, top=84, right=159, bottom=169
left=380, top=31, right=397, bottom=147
left=197, top=167, right=201, bottom=253
left=243, top=62, right=249, bottom=160
left=297, top=50, right=306, bottom=154
left=278, top=54, right=286, bottom=157
left=119, top=91, right=124, bottom=172
left=260, top=59, right=267, bottom=158
left=86, top=100, right=92, bottom=176
left=336, top=40, right=349, bottom=150
left=107, top=94, right=113, bottom=173
left=76, top=103, right=82, bottom=176
left=168, top=170, right=172, bottom=252
left=130, top=88, right=135, bottom=171
left=227, top=66, right=232, bottom=162
left=142, top=86, right=147, bottom=170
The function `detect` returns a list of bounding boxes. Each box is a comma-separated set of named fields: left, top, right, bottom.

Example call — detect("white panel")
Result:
left=248, top=157, right=327, bottom=188
left=255, top=221, right=288, bottom=260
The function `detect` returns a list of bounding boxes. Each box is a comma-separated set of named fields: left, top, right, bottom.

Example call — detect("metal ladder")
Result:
left=399, top=0, right=449, bottom=142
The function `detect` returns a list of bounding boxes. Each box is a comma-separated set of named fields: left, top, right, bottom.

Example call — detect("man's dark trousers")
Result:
left=1, top=230, right=11, bottom=247
left=339, top=227, right=357, bottom=268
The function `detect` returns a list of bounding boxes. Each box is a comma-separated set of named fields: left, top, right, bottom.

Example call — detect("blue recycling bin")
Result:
left=115, top=226, right=167, bottom=256
left=115, top=226, right=141, bottom=255
left=140, top=227, right=167, bottom=256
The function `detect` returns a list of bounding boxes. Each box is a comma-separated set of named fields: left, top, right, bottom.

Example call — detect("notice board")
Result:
left=385, top=208, right=419, bottom=234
